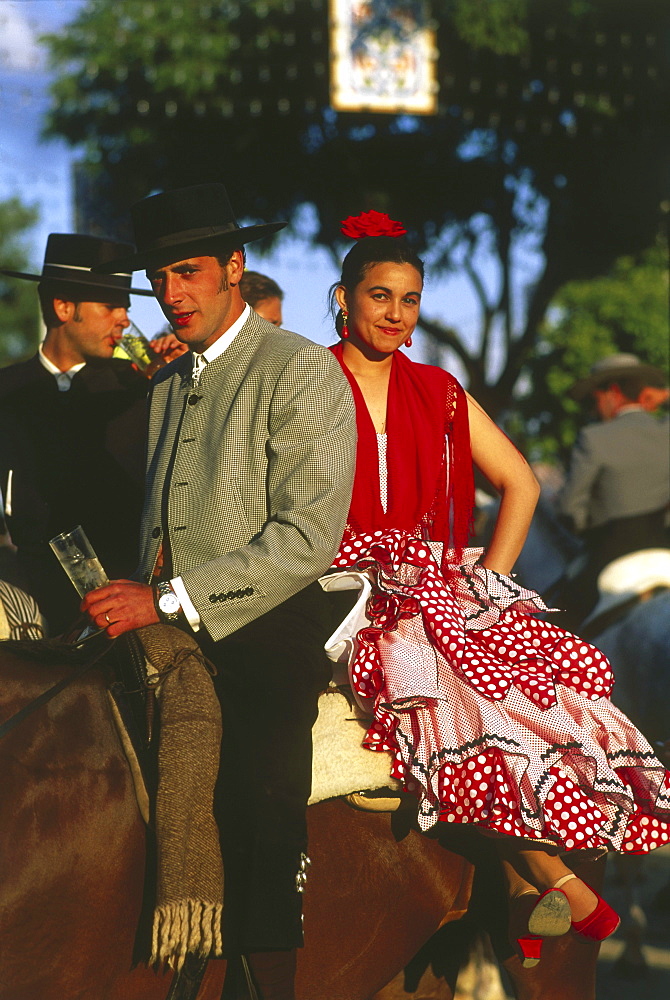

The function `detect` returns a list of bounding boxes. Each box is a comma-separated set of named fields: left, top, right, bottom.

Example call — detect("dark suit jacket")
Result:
left=0, top=355, right=148, bottom=631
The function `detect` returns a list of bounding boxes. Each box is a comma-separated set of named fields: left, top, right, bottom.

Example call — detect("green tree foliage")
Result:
left=450, top=0, right=530, bottom=55
left=514, top=238, right=669, bottom=463
left=43, top=0, right=669, bottom=421
left=0, top=198, right=41, bottom=365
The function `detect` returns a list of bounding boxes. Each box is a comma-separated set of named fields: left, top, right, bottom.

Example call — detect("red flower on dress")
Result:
left=340, top=210, right=407, bottom=239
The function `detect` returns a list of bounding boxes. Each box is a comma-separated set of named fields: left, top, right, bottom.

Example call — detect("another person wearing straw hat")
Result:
left=0, top=234, right=154, bottom=632
left=557, top=353, right=669, bottom=627
left=81, top=183, right=355, bottom=999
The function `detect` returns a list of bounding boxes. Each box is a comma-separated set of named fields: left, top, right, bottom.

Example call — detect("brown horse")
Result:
left=0, top=642, right=602, bottom=1000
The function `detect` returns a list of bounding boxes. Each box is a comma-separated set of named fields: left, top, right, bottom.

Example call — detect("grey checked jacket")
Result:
left=138, top=312, right=356, bottom=641
left=559, top=410, right=670, bottom=532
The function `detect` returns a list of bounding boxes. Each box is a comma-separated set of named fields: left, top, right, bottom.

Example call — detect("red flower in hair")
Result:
left=340, top=210, right=407, bottom=239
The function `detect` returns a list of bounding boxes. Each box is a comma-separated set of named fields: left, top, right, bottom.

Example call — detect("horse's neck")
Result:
left=0, top=655, right=120, bottom=768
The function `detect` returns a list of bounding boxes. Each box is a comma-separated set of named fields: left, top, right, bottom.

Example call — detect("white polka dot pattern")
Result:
left=330, top=528, right=670, bottom=854
left=377, top=434, right=388, bottom=513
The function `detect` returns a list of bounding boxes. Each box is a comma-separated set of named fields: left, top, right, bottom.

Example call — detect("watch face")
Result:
left=159, top=592, right=181, bottom=615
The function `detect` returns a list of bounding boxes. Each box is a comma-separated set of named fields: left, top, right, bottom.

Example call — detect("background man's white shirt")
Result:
left=38, top=344, right=85, bottom=391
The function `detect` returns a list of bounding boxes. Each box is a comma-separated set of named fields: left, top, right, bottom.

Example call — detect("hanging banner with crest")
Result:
left=330, top=0, right=438, bottom=115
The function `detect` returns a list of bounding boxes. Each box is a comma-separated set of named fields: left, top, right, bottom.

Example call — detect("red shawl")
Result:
left=330, top=343, right=474, bottom=553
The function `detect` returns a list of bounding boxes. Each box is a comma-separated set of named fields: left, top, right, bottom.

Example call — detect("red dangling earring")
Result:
left=404, top=335, right=412, bottom=347
left=341, top=309, right=349, bottom=338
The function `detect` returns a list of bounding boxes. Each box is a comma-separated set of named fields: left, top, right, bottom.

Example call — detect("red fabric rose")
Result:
left=340, top=210, right=407, bottom=239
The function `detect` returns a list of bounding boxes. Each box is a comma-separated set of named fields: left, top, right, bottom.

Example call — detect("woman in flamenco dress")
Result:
left=324, top=210, right=670, bottom=966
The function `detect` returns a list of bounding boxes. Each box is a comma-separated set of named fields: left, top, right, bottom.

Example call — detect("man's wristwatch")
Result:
left=154, top=580, right=183, bottom=623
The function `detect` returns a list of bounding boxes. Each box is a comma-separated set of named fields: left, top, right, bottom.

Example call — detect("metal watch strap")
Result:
left=154, top=580, right=183, bottom=623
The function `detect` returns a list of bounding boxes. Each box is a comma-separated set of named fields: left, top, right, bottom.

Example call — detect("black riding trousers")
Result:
left=198, top=581, right=333, bottom=955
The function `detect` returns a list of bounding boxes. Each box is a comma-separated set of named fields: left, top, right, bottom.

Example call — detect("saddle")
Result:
left=309, top=686, right=407, bottom=812
left=112, top=666, right=407, bottom=823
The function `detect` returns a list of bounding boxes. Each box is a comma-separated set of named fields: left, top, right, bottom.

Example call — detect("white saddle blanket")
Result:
left=309, top=569, right=399, bottom=803
left=309, top=687, right=399, bottom=805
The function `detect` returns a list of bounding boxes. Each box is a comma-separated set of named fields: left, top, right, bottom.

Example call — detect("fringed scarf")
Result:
left=330, top=343, right=474, bottom=555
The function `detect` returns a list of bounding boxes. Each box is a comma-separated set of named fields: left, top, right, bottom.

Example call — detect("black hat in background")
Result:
left=0, top=233, right=155, bottom=299
left=94, top=183, right=287, bottom=273
left=571, top=353, right=669, bottom=400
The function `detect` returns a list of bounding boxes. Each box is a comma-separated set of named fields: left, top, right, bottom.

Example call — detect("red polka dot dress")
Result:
left=329, top=434, right=670, bottom=856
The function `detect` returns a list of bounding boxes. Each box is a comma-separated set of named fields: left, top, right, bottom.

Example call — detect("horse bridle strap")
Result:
left=0, top=641, right=114, bottom=741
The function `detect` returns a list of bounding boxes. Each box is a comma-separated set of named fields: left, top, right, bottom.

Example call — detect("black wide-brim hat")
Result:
left=0, top=233, right=154, bottom=297
left=94, top=183, right=287, bottom=273
left=571, top=353, right=669, bottom=400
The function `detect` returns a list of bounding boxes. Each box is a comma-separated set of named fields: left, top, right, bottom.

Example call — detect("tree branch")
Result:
left=416, top=314, right=479, bottom=382
left=496, top=256, right=562, bottom=399
left=462, top=254, right=494, bottom=362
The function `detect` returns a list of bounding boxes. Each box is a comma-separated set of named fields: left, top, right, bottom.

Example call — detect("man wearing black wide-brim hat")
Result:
left=557, top=353, right=669, bottom=627
left=0, top=234, right=155, bottom=633
left=82, top=183, right=356, bottom=997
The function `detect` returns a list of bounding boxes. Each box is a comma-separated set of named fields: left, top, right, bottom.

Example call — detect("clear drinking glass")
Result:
left=49, top=525, right=109, bottom=597
left=116, top=321, right=167, bottom=378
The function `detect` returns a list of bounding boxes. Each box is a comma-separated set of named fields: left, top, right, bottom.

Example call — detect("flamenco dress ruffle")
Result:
left=330, top=529, right=670, bottom=856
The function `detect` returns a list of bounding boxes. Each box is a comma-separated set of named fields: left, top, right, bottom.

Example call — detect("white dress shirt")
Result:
left=38, top=344, right=85, bottom=391
left=170, top=305, right=251, bottom=630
